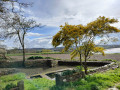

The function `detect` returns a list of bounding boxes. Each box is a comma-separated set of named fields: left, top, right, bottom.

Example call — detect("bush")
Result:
left=61, top=66, right=84, bottom=76
left=116, top=85, right=120, bottom=89
left=45, top=57, right=53, bottom=59
left=90, top=82, right=99, bottom=90
left=27, top=56, right=44, bottom=60
left=4, top=83, right=16, bottom=90
left=75, top=66, right=84, bottom=72
left=61, top=70, right=74, bottom=76
left=35, top=56, right=44, bottom=59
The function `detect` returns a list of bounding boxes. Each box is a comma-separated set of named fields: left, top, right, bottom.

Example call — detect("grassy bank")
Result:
left=0, top=73, right=55, bottom=90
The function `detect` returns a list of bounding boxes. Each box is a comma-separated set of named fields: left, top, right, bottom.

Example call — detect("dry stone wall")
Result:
left=55, top=62, right=118, bottom=86
left=0, top=68, right=18, bottom=76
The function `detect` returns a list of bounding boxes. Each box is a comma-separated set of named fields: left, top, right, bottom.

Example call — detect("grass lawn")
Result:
left=0, top=67, right=120, bottom=90
left=0, top=73, right=55, bottom=90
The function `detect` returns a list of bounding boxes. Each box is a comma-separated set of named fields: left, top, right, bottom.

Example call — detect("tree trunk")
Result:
left=22, top=45, right=25, bottom=67
left=79, top=53, right=82, bottom=65
left=84, top=56, right=88, bottom=74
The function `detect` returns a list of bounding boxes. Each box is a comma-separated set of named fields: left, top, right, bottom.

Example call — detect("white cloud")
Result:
left=26, top=32, right=43, bottom=37
left=24, top=0, right=120, bottom=27
left=24, top=36, right=53, bottom=48
left=3, top=0, right=120, bottom=48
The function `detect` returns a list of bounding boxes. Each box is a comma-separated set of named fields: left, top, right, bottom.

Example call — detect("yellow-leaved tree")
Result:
left=52, top=16, right=120, bottom=74
left=52, top=23, right=84, bottom=65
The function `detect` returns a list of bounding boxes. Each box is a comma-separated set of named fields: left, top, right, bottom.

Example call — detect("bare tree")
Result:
left=5, top=14, right=41, bottom=66
left=0, top=0, right=41, bottom=66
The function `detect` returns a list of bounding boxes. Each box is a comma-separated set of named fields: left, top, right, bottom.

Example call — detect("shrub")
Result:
left=116, top=85, right=120, bottom=89
left=90, top=82, right=99, bottom=90
left=4, top=83, right=16, bottom=90
left=45, top=57, right=53, bottom=59
left=61, top=66, right=84, bottom=76
left=75, top=66, right=84, bottom=72
left=35, top=56, right=44, bottom=59
left=27, top=56, right=44, bottom=60
left=27, top=56, right=35, bottom=59
left=61, top=70, right=75, bottom=76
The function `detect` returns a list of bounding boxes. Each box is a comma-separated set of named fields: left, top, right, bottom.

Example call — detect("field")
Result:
left=8, top=53, right=120, bottom=61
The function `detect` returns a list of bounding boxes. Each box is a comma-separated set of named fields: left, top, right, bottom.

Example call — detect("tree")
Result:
left=52, top=23, right=84, bottom=65
left=5, top=14, right=41, bottom=66
left=0, top=0, right=30, bottom=26
left=0, top=0, right=41, bottom=66
left=81, top=16, right=120, bottom=74
left=52, top=16, right=120, bottom=74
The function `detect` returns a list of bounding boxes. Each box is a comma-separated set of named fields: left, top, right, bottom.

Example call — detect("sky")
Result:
left=3, top=0, right=120, bottom=49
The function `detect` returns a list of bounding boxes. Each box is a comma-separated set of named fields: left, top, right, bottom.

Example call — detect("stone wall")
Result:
left=0, top=68, right=18, bottom=76
left=56, top=71, right=85, bottom=86
left=88, top=62, right=118, bottom=74
left=25, top=59, right=58, bottom=68
left=0, top=60, right=23, bottom=68
left=25, top=60, right=48, bottom=68
left=0, top=59, right=58, bottom=68
left=47, top=60, right=58, bottom=67
left=55, top=62, right=118, bottom=86
left=58, top=61, right=110, bottom=66
left=0, top=60, right=115, bottom=68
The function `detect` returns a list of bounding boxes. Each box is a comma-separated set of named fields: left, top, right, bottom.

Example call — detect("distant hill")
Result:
left=26, top=45, right=120, bottom=50
left=7, top=45, right=120, bottom=54
left=96, top=45, right=120, bottom=49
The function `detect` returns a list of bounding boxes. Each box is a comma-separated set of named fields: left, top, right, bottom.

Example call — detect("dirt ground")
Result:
left=9, top=54, right=120, bottom=61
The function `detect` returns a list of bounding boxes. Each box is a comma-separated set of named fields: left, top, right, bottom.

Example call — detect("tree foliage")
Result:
left=52, top=16, right=120, bottom=74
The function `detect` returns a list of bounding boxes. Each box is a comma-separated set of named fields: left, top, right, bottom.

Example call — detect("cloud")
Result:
left=3, top=0, right=120, bottom=49
left=26, top=32, right=43, bottom=37
left=24, top=36, right=53, bottom=48
left=22, top=0, right=120, bottom=27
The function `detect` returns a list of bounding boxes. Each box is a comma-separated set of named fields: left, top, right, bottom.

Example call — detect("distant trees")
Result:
left=52, top=16, right=120, bottom=74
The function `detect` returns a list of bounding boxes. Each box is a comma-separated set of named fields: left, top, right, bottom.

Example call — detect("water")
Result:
left=105, top=48, right=120, bottom=54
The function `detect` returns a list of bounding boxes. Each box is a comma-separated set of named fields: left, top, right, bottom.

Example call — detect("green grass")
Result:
left=1, top=68, right=120, bottom=90
left=116, top=84, right=120, bottom=89
left=24, top=78, right=55, bottom=90
left=6, top=53, right=41, bottom=56
left=0, top=73, right=26, bottom=89
left=6, top=52, right=69, bottom=56
left=0, top=73, right=55, bottom=90
left=51, top=68, right=120, bottom=90
left=0, top=73, right=26, bottom=82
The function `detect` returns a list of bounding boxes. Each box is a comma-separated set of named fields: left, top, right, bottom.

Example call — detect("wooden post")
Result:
left=55, top=74, right=63, bottom=86
left=17, top=80, right=24, bottom=90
